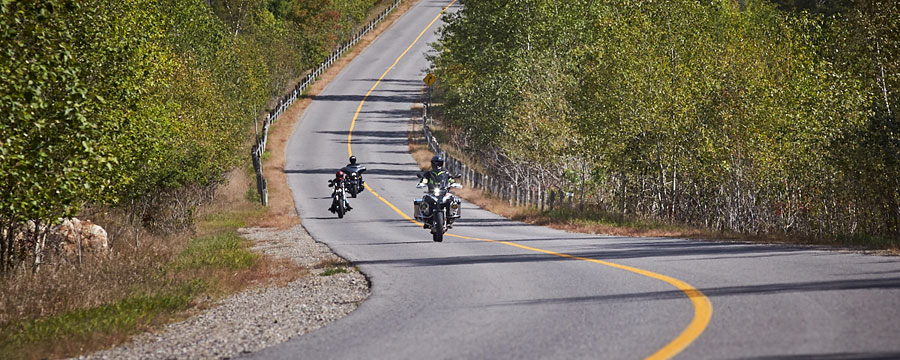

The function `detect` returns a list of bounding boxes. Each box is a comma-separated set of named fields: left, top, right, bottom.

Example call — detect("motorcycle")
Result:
left=341, top=165, right=366, bottom=198
left=328, top=178, right=351, bottom=218
left=413, top=174, right=462, bottom=242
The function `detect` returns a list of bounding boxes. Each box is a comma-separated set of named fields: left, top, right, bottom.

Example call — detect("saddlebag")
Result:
left=413, top=198, right=426, bottom=221
left=448, top=198, right=461, bottom=219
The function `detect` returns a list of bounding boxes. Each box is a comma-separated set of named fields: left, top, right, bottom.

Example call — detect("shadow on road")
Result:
left=309, top=93, right=418, bottom=104
left=735, top=352, right=900, bottom=360
left=491, top=276, right=900, bottom=307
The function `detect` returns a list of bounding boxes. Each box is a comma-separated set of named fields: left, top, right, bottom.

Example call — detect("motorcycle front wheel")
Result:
left=336, top=196, right=345, bottom=219
left=432, top=211, right=444, bottom=242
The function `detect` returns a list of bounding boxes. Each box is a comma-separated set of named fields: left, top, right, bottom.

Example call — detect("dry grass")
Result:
left=312, top=257, right=353, bottom=277
left=0, top=230, right=188, bottom=325
left=444, top=176, right=900, bottom=255
left=312, top=256, right=351, bottom=270
left=0, top=2, right=423, bottom=358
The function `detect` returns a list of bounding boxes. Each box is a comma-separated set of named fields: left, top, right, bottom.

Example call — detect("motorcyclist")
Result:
left=341, top=156, right=366, bottom=195
left=327, top=170, right=352, bottom=212
left=417, top=155, right=455, bottom=189
left=416, top=155, right=460, bottom=231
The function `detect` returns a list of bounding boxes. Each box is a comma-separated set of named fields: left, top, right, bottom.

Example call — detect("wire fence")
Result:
left=421, top=93, right=580, bottom=212
left=252, top=0, right=403, bottom=206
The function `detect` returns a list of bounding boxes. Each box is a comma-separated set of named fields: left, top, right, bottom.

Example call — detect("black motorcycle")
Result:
left=341, top=165, right=366, bottom=198
left=413, top=174, right=462, bottom=242
left=328, top=178, right=351, bottom=218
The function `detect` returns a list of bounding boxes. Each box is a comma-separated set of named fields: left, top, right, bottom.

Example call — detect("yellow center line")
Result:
left=345, top=1, right=712, bottom=359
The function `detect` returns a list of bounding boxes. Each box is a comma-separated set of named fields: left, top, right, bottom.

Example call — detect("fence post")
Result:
left=248, top=1, right=404, bottom=203
left=252, top=145, right=267, bottom=206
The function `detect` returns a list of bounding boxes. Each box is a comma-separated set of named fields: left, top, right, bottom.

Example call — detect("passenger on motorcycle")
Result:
left=328, top=170, right=345, bottom=187
left=327, top=170, right=352, bottom=212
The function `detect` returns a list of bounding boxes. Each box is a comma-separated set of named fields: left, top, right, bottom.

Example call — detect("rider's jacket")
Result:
left=328, top=175, right=342, bottom=187
left=419, top=169, right=455, bottom=188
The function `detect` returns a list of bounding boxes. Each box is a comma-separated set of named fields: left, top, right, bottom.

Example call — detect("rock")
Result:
left=51, top=218, right=109, bottom=256
left=81, top=220, right=109, bottom=253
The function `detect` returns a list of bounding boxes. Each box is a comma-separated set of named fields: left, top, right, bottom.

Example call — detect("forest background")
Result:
left=1, top=0, right=898, bottom=356
left=1, top=0, right=384, bottom=273
left=430, top=0, right=899, bottom=247
left=0, top=0, right=388, bottom=358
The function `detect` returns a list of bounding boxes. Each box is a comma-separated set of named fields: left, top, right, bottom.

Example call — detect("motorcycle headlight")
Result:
left=352, top=172, right=358, bottom=177
left=432, top=188, right=441, bottom=196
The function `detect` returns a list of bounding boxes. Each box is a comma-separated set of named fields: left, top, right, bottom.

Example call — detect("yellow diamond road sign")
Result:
left=423, top=73, right=436, bottom=87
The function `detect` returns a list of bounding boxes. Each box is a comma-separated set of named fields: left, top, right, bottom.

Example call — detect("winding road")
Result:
left=250, top=1, right=900, bottom=358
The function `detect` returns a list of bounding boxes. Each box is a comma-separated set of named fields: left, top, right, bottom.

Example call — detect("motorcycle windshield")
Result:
left=341, top=165, right=366, bottom=175
left=427, top=174, right=452, bottom=194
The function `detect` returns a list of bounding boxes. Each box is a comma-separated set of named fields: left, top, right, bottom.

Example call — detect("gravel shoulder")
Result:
left=75, top=2, right=423, bottom=358
left=78, top=225, right=369, bottom=360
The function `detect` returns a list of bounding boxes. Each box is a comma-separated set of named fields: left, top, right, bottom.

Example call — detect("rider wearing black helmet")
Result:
left=341, top=156, right=366, bottom=194
left=417, top=155, right=455, bottom=188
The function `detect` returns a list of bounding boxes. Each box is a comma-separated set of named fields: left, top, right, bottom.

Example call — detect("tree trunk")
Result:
left=1, top=221, right=8, bottom=274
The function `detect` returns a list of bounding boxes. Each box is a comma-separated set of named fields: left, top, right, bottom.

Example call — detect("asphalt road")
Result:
left=250, top=1, right=900, bottom=358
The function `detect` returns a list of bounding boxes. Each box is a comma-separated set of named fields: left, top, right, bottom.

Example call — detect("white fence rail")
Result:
left=420, top=94, right=578, bottom=211
left=252, top=0, right=403, bottom=205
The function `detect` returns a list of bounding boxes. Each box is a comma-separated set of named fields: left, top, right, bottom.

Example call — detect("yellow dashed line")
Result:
left=345, top=1, right=712, bottom=359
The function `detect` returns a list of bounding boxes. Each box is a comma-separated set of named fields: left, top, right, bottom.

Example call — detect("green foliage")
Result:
left=432, top=0, right=899, bottom=243
left=0, top=0, right=174, bottom=223
left=319, top=266, right=349, bottom=276
left=173, top=232, right=258, bottom=270
left=1, top=0, right=387, bottom=273
left=0, top=280, right=205, bottom=357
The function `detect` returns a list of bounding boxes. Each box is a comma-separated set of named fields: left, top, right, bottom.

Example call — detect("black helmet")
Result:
left=430, top=155, right=444, bottom=170
left=349, top=156, right=357, bottom=165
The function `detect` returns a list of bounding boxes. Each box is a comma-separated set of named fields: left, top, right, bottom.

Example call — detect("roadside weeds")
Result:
left=0, top=2, right=418, bottom=359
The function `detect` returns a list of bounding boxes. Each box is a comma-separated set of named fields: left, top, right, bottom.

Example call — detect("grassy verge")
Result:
left=313, top=257, right=354, bottom=277
left=0, top=194, right=312, bottom=360
left=0, top=3, right=418, bottom=359
left=0, top=281, right=205, bottom=360
left=0, top=197, right=288, bottom=360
